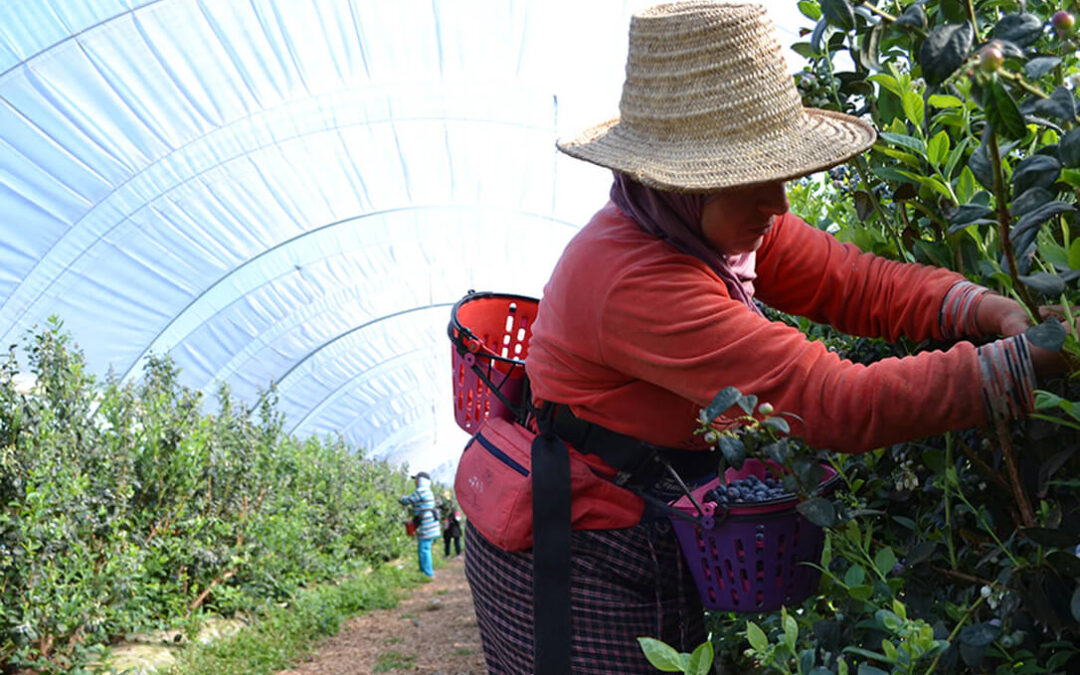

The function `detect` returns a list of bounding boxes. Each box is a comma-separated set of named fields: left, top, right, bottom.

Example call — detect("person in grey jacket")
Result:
left=399, top=472, right=441, bottom=577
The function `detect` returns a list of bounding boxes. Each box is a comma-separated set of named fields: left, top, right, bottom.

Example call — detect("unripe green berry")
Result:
left=704, top=430, right=719, bottom=444
left=979, top=46, right=1003, bottom=73
left=758, top=402, right=775, bottom=415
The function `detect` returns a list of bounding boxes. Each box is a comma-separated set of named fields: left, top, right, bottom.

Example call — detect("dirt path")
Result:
left=276, top=554, right=487, bottom=675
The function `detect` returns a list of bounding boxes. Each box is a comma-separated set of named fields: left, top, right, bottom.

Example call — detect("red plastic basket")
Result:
left=669, top=458, right=839, bottom=612
left=448, top=291, right=539, bottom=433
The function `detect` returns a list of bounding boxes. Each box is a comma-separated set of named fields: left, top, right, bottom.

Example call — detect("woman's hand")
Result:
left=975, top=294, right=1032, bottom=337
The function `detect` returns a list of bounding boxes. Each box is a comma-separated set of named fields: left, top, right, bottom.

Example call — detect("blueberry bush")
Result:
left=0, top=319, right=415, bottom=674
left=648, top=0, right=1080, bottom=671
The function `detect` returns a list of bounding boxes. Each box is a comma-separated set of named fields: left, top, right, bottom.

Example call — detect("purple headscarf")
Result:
left=609, top=172, right=764, bottom=316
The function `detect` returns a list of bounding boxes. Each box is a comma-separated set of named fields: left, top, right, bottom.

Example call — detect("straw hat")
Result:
left=557, top=1, right=876, bottom=192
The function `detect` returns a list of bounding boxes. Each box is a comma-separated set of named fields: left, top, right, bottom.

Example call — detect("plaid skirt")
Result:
left=464, top=519, right=706, bottom=674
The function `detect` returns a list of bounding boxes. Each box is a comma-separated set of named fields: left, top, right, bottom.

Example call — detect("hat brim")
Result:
left=556, top=109, right=876, bottom=192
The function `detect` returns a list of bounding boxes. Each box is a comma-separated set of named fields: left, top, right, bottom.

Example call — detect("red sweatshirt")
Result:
left=526, top=202, right=991, bottom=454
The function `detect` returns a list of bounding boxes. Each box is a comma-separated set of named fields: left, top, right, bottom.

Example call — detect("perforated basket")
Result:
left=448, top=291, right=539, bottom=433
left=669, top=458, right=838, bottom=612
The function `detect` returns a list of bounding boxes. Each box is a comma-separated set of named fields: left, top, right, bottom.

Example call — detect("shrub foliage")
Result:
left=705, top=0, right=1080, bottom=672
left=0, top=319, right=413, bottom=673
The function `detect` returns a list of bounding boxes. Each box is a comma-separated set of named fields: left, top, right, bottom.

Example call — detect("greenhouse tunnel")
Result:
left=0, top=0, right=802, bottom=482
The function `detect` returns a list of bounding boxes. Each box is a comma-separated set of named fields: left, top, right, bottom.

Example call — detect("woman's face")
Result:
left=700, top=180, right=789, bottom=255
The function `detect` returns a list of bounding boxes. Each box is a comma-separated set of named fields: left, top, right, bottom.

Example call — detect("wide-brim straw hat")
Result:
left=557, top=1, right=876, bottom=192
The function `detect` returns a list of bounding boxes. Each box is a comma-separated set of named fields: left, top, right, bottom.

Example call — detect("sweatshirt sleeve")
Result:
left=754, top=212, right=967, bottom=342
left=596, top=251, right=991, bottom=454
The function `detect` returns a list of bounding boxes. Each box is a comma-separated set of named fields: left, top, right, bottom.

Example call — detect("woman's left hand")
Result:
left=975, top=294, right=1032, bottom=338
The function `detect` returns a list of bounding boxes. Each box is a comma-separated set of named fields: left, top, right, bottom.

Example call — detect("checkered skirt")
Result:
left=464, top=519, right=706, bottom=674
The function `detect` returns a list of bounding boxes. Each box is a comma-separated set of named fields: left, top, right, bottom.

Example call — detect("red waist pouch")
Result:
left=454, top=416, right=644, bottom=551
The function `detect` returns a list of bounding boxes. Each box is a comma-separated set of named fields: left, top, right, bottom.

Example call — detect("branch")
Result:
left=993, top=417, right=1036, bottom=527
left=929, top=564, right=994, bottom=587
left=987, top=131, right=1038, bottom=314
left=188, top=567, right=238, bottom=614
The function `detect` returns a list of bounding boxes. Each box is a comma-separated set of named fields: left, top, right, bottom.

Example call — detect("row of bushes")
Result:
left=0, top=319, right=416, bottom=673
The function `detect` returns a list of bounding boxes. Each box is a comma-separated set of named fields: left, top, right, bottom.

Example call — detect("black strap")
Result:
left=531, top=403, right=572, bottom=674
left=529, top=402, right=715, bottom=673
left=552, top=404, right=716, bottom=488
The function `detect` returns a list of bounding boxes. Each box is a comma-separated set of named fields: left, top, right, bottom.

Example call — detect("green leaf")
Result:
left=810, top=18, right=835, bottom=55
left=637, top=637, right=685, bottom=672
left=1068, top=238, right=1080, bottom=269
left=737, top=393, right=758, bottom=415
left=968, top=141, right=994, bottom=190
left=762, top=416, right=790, bottom=435
left=895, top=171, right=957, bottom=202
left=790, top=42, right=817, bottom=60
left=927, top=131, right=949, bottom=168
left=1025, top=56, right=1062, bottom=79
left=763, top=439, right=791, bottom=465
left=705, top=386, right=741, bottom=421
left=956, top=166, right=979, bottom=203
left=874, top=547, right=897, bottom=577
left=857, top=25, right=882, bottom=71
left=878, top=132, right=927, bottom=156
left=1019, top=273, right=1066, bottom=296
left=718, top=435, right=747, bottom=470
left=844, top=564, right=866, bottom=587
left=746, top=622, right=769, bottom=651
left=902, top=90, right=925, bottom=127
left=1060, top=129, right=1080, bottom=168
left=918, top=23, right=973, bottom=86
left=1062, top=168, right=1080, bottom=188
left=686, top=642, right=714, bottom=675
left=1012, top=154, right=1062, bottom=194
left=992, top=13, right=1044, bottom=47
left=798, top=0, right=821, bottom=21
left=892, top=4, right=926, bottom=31
left=868, top=73, right=904, bottom=99
left=1071, top=586, right=1080, bottom=622
left=892, top=515, right=916, bottom=530
left=985, top=78, right=1027, bottom=139
left=949, top=204, right=994, bottom=226
left=783, top=610, right=799, bottom=651
left=873, top=144, right=922, bottom=167
left=959, top=622, right=1002, bottom=647
left=797, top=497, right=837, bottom=527
left=1013, top=201, right=1074, bottom=238
left=1047, top=551, right=1080, bottom=577
left=881, top=640, right=899, bottom=662
left=943, top=135, right=969, bottom=178
left=1026, top=319, right=1066, bottom=352
left=821, top=0, right=855, bottom=30
left=1031, top=86, right=1076, bottom=123
left=928, top=93, right=963, bottom=109
left=848, top=584, right=874, bottom=601
left=1010, top=187, right=1053, bottom=216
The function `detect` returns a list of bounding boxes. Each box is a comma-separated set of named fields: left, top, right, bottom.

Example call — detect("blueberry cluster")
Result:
left=706, top=474, right=791, bottom=505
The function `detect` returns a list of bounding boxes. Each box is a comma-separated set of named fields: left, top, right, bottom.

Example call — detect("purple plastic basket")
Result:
left=670, top=458, right=838, bottom=613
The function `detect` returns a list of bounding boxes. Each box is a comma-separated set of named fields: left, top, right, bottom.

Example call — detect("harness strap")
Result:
left=552, top=404, right=716, bottom=489
left=530, top=402, right=715, bottom=673
left=531, top=403, right=572, bottom=674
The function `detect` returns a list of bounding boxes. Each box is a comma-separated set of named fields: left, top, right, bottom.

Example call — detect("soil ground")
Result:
left=275, top=553, right=488, bottom=675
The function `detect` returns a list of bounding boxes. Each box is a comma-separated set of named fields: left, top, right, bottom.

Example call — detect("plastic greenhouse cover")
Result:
left=0, top=0, right=807, bottom=481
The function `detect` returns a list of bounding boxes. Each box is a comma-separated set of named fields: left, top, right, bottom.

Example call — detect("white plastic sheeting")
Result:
left=0, top=0, right=807, bottom=478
